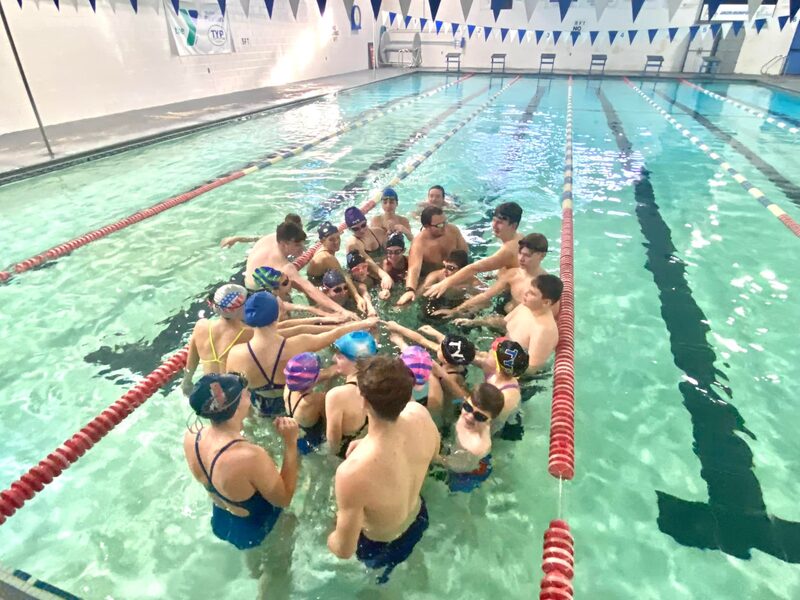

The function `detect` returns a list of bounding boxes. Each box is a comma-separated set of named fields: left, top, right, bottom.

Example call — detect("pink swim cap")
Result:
left=284, top=352, right=321, bottom=392
left=400, top=346, right=433, bottom=386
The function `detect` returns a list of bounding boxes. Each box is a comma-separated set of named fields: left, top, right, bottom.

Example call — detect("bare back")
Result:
left=194, top=319, right=252, bottom=375
left=339, top=403, right=438, bottom=541
left=245, top=234, right=287, bottom=289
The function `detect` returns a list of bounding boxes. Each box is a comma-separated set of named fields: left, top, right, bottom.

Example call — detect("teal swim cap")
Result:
left=334, top=331, right=377, bottom=361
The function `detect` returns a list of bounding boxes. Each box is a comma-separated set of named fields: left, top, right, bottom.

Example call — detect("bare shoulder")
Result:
left=192, top=318, right=209, bottom=334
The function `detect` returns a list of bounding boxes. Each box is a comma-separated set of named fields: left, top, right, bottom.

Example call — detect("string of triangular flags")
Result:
left=386, top=10, right=797, bottom=46
left=16, top=0, right=800, bottom=28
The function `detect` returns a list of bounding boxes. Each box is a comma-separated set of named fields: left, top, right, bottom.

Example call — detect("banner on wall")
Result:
left=165, top=0, right=234, bottom=55
left=702, top=2, right=775, bottom=21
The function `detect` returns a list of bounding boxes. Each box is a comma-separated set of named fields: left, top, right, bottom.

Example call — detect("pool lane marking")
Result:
left=681, top=79, right=800, bottom=134
left=624, top=78, right=800, bottom=239
left=294, top=76, right=521, bottom=269
left=597, top=86, right=800, bottom=564
left=0, top=74, right=474, bottom=284
left=651, top=88, right=800, bottom=208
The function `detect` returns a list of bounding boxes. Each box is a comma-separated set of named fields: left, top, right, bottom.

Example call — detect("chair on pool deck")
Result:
left=589, top=54, right=607, bottom=75
left=490, top=53, right=507, bottom=73
left=446, top=52, right=461, bottom=73
left=539, top=53, right=556, bottom=74
left=700, top=56, right=721, bottom=74
left=643, top=55, right=664, bottom=75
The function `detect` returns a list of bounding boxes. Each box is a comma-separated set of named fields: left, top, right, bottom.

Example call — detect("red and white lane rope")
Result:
left=0, top=77, right=519, bottom=527
left=0, top=75, right=474, bottom=285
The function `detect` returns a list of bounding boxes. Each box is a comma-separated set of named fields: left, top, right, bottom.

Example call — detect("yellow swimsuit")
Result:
left=199, top=321, right=246, bottom=370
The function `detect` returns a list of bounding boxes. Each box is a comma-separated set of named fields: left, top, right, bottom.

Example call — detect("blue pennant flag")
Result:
left=452, top=23, right=460, bottom=35
left=420, top=17, right=428, bottom=30
left=316, top=0, right=327, bottom=15
left=792, top=0, right=799, bottom=19
left=553, top=30, right=562, bottom=45
left=468, top=24, right=477, bottom=38
left=707, top=0, right=723, bottom=19
left=609, top=30, right=618, bottom=44
left=264, top=0, right=274, bottom=17
left=648, top=28, right=657, bottom=43
left=628, top=29, right=638, bottom=43
left=535, top=30, right=544, bottom=43
left=370, top=0, right=381, bottom=19
left=53, top=0, right=59, bottom=8
left=632, top=0, right=645, bottom=22
left=130, top=0, right=137, bottom=11
left=89, top=0, right=96, bottom=10
left=171, top=0, right=178, bottom=12
left=710, top=23, right=721, bottom=37
left=435, top=20, right=443, bottom=33
left=754, top=18, right=767, bottom=33
left=518, top=29, right=526, bottom=43
left=570, top=30, right=579, bottom=45
left=731, top=21, right=743, bottom=36
left=429, top=0, right=442, bottom=21
left=688, top=25, right=700, bottom=41
left=388, top=11, right=396, bottom=25
left=500, top=27, right=509, bottom=41
left=777, top=16, right=789, bottom=30
left=404, top=15, right=412, bottom=28
left=557, top=0, right=571, bottom=21
left=668, top=27, right=678, bottom=42
left=590, top=31, right=599, bottom=45
left=484, top=26, right=493, bottom=40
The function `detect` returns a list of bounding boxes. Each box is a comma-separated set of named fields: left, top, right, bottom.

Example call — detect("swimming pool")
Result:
left=1, top=73, right=798, bottom=599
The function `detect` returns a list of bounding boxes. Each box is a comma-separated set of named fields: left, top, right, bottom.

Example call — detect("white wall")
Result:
left=0, top=0, right=376, bottom=133
left=380, top=0, right=797, bottom=74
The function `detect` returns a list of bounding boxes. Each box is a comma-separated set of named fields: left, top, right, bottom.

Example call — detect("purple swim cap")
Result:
left=284, top=352, right=322, bottom=392
left=400, top=345, right=433, bottom=385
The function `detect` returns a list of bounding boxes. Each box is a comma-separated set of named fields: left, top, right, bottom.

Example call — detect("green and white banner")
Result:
left=165, top=0, right=234, bottom=56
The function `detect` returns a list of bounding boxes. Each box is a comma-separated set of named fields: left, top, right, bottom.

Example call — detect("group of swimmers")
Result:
left=182, top=186, right=563, bottom=585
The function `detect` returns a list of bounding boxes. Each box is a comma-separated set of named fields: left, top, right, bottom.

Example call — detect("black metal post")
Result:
left=0, top=0, right=54, bottom=159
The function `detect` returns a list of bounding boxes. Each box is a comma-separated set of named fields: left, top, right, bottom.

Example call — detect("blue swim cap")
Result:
left=322, top=269, right=346, bottom=289
left=334, top=331, right=377, bottom=361
left=190, top=373, right=245, bottom=423
left=244, top=291, right=280, bottom=327
left=382, top=187, right=398, bottom=200
left=345, top=207, right=366, bottom=227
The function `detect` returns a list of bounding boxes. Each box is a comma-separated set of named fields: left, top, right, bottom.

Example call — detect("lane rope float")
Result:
left=625, top=78, right=800, bottom=239
left=0, top=75, right=474, bottom=285
left=0, top=76, right=520, bottom=527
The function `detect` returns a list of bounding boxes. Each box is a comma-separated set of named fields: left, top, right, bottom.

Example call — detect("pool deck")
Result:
left=0, top=67, right=408, bottom=184
left=1, top=67, right=796, bottom=185
left=0, top=564, right=79, bottom=600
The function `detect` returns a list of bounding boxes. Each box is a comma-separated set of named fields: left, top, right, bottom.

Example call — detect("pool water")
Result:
left=1, top=74, right=798, bottom=599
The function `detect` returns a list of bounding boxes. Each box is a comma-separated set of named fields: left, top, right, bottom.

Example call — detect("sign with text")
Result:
left=165, top=0, right=234, bottom=55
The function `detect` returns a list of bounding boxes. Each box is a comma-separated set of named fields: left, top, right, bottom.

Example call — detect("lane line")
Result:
left=624, top=78, right=800, bottom=239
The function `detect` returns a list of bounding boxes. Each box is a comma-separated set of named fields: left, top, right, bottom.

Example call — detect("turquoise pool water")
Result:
left=1, top=73, right=798, bottom=599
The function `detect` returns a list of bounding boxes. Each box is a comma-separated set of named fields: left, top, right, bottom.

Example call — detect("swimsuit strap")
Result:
left=217, top=327, right=246, bottom=362
left=269, top=338, right=287, bottom=385
left=287, top=391, right=309, bottom=418
left=194, top=431, right=248, bottom=503
left=344, top=380, right=359, bottom=386
left=370, top=229, right=381, bottom=248
left=354, top=417, right=369, bottom=437
left=247, top=342, right=271, bottom=383
left=207, top=321, right=219, bottom=363
left=498, top=382, right=520, bottom=392
left=208, top=438, right=248, bottom=483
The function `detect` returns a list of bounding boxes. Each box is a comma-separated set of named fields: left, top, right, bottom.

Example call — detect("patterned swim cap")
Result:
left=252, top=266, right=283, bottom=291
left=212, top=284, right=247, bottom=319
left=189, top=373, right=245, bottom=423
left=400, top=346, right=433, bottom=385
left=284, top=352, right=322, bottom=392
left=495, top=339, right=529, bottom=377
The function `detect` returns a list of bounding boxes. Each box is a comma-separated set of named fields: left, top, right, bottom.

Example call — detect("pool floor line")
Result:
left=650, top=87, right=800, bottom=208
left=623, top=78, right=800, bottom=239
left=689, top=83, right=800, bottom=129
left=596, top=87, right=800, bottom=565
left=0, top=74, right=474, bottom=285
left=681, top=80, right=800, bottom=134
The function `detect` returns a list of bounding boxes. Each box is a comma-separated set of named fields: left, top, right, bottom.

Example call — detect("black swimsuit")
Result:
left=287, top=391, right=325, bottom=454
left=337, top=381, right=368, bottom=459
left=248, top=339, right=287, bottom=417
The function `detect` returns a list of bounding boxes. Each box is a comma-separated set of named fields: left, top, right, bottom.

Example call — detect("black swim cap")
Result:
left=441, top=334, right=476, bottom=366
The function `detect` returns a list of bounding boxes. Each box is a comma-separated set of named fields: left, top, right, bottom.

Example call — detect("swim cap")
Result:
left=284, top=352, right=322, bottom=392
left=322, top=269, right=346, bottom=289
left=400, top=346, right=433, bottom=385
left=495, top=339, right=529, bottom=377
left=385, top=231, right=405, bottom=250
left=318, top=221, right=339, bottom=241
left=212, top=284, right=247, bottom=319
left=244, top=291, right=280, bottom=327
left=345, top=206, right=367, bottom=227
left=334, top=331, right=378, bottom=361
left=346, top=251, right=366, bottom=270
left=252, top=266, right=282, bottom=291
left=190, top=373, right=245, bottom=423
left=441, top=334, right=476, bottom=366
left=382, top=187, right=398, bottom=201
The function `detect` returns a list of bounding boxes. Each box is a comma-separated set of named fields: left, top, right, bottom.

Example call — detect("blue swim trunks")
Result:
left=447, top=455, right=492, bottom=493
left=356, top=498, right=429, bottom=584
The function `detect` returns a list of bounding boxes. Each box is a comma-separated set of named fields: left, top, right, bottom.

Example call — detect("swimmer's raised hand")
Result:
left=355, top=296, right=368, bottom=314
left=432, top=308, right=454, bottom=318
left=377, top=289, right=391, bottom=301
left=452, top=318, right=473, bottom=327
left=424, top=280, right=448, bottom=299
left=274, top=417, right=299, bottom=443
left=396, top=291, right=415, bottom=306
left=379, top=272, right=393, bottom=291
left=382, top=320, right=400, bottom=331
left=220, top=236, right=239, bottom=248
left=360, top=316, right=380, bottom=329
